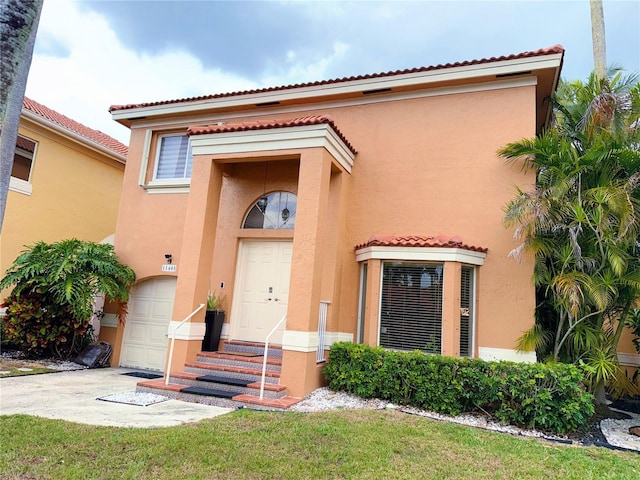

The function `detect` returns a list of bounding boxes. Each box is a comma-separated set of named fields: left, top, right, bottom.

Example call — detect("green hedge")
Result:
left=323, top=342, right=595, bottom=434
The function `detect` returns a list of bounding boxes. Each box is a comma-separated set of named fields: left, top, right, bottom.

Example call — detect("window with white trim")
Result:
left=9, top=135, right=37, bottom=195
left=380, top=261, right=443, bottom=354
left=12, top=135, right=36, bottom=181
left=154, top=134, right=193, bottom=180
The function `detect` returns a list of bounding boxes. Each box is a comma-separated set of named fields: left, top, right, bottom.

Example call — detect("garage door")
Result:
left=120, top=277, right=177, bottom=371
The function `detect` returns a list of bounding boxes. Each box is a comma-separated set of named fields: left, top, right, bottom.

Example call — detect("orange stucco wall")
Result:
left=1, top=118, right=124, bottom=298
left=111, top=79, right=556, bottom=395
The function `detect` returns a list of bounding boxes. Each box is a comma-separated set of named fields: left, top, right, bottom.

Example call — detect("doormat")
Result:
left=219, top=351, right=261, bottom=357
left=97, top=392, right=169, bottom=406
left=122, top=371, right=163, bottom=379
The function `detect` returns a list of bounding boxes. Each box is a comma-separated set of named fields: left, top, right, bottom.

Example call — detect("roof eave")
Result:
left=22, top=109, right=127, bottom=165
left=111, top=53, right=564, bottom=125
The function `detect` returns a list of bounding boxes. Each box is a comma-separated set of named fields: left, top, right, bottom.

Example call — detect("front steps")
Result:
left=136, top=340, right=301, bottom=410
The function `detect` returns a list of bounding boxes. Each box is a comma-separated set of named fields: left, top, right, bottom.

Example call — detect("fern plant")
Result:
left=0, top=239, right=136, bottom=358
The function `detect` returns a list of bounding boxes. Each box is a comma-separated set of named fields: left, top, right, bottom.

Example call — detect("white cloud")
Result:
left=26, top=0, right=259, bottom=144
left=24, top=0, right=639, bottom=147
left=261, top=41, right=351, bottom=87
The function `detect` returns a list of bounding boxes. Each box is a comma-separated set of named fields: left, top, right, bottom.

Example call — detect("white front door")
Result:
left=232, top=240, right=292, bottom=343
left=120, top=277, right=177, bottom=371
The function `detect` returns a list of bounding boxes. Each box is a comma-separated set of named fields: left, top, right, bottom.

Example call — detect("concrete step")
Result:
left=169, top=372, right=286, bottom=399
left=184, top=361, right=281, bottom=384
left=180, top=386, right=240, bottom=399
left=136, top=379, right=298, bottom=410
left=222, top=341, right=283, bottom=358
left=196, top=351, right=282, bottom=372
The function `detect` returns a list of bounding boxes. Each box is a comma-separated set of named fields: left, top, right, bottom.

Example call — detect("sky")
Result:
left=25, top=0, right=640, bottom=145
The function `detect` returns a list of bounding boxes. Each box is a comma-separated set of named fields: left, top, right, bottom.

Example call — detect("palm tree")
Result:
left=500, top=69, right=640, bottom=403
left=590, top=0, right=607, bottom=80
left=0, top=0, right=43, bottom=232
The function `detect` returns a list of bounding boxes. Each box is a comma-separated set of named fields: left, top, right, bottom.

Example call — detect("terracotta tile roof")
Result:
left=355, top=235, right=488, bottom=253
left=187, top=115, right=357, bottom=154
left=109, top=45, right=564, bottom=114
left=23, top=97, right=128, bottom=158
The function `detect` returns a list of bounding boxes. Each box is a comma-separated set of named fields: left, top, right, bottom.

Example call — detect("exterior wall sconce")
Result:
left=164, top=254, right=172, bottom=264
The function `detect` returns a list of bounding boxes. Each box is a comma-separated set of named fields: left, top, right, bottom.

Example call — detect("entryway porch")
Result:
left=137, top=340, right=301, bottom=409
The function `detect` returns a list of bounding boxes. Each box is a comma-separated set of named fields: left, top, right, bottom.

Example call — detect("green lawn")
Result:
left=1, top=409, right=638, bottom=479
left=0, top=366, right=56, bottom=377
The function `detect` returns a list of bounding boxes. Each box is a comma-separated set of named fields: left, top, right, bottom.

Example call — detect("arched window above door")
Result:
left=242, top=191, right=297, bottom=229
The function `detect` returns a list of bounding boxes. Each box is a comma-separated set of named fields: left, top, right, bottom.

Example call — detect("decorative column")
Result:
left=280, top=147, right=332, bottom=397
left=441, top=262, right=462, bottom=357
left=167, top=155, right=224, bottom=372
left=363, top=259, right=382, bottom=346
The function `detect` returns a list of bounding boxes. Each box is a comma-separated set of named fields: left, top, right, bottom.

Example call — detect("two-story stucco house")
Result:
left=2, top=98, right=127, bottom=301
left=104, top=46, right=569, bottom=406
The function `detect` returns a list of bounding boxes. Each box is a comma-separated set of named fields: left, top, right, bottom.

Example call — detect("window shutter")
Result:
left=156, top=135, right=192, bottom=179
left=380, top=262, right=443, bottom=354
left=460, top=266, right=474, bottom=357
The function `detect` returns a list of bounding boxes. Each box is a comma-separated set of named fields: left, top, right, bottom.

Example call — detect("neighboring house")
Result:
left=105, top=45, right=588, bottom=401
left=1, top=98, right=128, bottom=299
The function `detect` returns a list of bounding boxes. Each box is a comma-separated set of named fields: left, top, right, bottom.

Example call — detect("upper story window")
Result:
left=9, top=135, right=37, bottom=195
left=154, top=134, right=193, bottom=180
left=12, top=135, right=36, bottom=181
left=242, top=191, right=297, bottom=229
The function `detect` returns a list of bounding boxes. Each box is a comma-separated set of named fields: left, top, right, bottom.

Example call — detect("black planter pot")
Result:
left=202, top=310, right=225, bottom=352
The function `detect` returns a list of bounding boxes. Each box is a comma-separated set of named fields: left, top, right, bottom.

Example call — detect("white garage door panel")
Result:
left=120, top=277, right=176, bottom=371
left=151, top=301, right=173, bottom=318
left=127, top=324, right=147, bottom=342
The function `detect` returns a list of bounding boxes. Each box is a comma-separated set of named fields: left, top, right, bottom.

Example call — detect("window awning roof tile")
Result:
left=187, top=115, right=357, bottom=154
left=355, top=234, right=488, bottom=253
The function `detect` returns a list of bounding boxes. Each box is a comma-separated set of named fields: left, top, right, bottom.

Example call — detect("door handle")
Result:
left=265, top=298, right=272, bottom=301
left=274, top=298, right=279, bottom=302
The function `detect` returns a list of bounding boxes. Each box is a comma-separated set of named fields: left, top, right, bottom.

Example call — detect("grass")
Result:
left=0, top=358, right=56, bottom=377
left=1, top=409, right=638, bottom=479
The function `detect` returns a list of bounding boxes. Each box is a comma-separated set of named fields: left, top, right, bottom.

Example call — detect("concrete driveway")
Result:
left=0, top=367, right=232, bottom=428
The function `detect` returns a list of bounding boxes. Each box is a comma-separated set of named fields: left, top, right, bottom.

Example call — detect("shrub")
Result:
left=1, top=292, right=92, bottom=358
left=0, top=239, right=136, bottom=324
left=324, top=342, right=595, bottom=434
left=0, top=239, right=135, bottom=359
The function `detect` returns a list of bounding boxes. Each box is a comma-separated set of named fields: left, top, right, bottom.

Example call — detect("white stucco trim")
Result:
left=190, top=123, right=355, bottom=173
left=138, top=129, right=152, bottom=186
left=281, top=330, right=354, bottom=352
left=143, top=185, right=191, bottom=194
left=112, top=57, right=557, bottom=121
left=9, top=177, right=32, bottom=195
left=168, top=321, right=206, bottom=341
left=356, top=246, right=486, bottom=265
left=478, top=347, right=537, bottom=363
left=221, top=322, right=230, bottom=340
left=618, top=352, right=640, bottom=367
left=99, top=234, right=116, bottom=245
left=323, top=332, right=355, bottom=345
left=101, top=313, right=118, bottom=328
left=281, top=330, right=319, bottom=352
